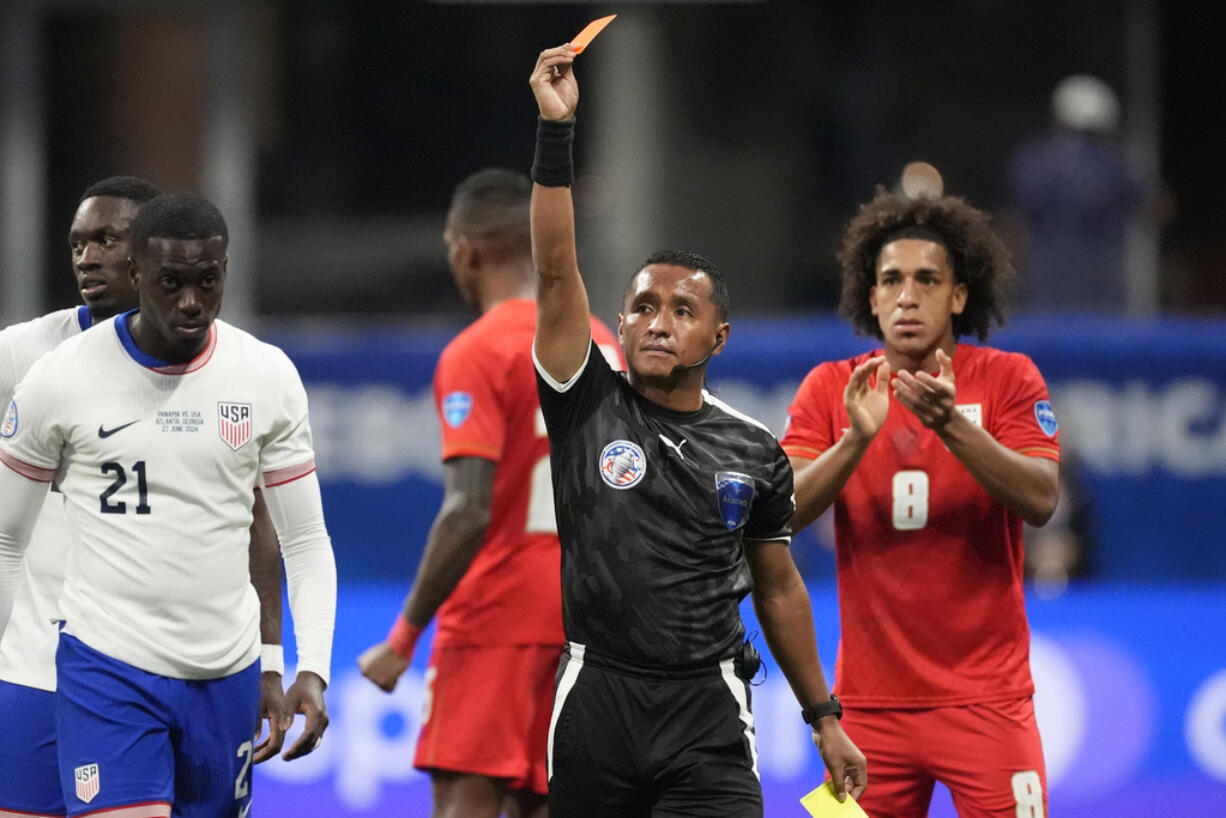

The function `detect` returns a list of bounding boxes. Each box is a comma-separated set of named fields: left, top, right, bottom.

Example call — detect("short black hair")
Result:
left=129, top=192, right=228, bottom=256
left=78, top=175, right=162, bottom=205
left=447, top=168, right=531, bottom=258
left=837, top=190, right=1012, bottom=341
left=627, top=249, right=730, bottom=321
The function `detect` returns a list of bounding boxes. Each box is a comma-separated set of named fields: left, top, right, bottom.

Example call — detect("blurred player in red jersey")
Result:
left=782, top=189, right=1060, bottom=818
left=358, top=168, right=622, bottom=818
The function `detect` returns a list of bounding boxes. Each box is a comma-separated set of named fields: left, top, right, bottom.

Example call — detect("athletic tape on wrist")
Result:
left=260, top=643, right=285, bottom=676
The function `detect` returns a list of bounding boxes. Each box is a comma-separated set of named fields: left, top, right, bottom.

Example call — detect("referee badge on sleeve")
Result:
left=716, top=471, right=755, bottom=530
left=1, top=399, right=16, bottom=437
left=443, top=391, right=473, bottom=428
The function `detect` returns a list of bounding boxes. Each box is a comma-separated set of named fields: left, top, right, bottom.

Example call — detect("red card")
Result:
left=571, top=14, right=616, bottom=54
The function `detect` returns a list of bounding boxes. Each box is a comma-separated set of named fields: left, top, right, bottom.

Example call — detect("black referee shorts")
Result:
left=547, top=642, right=762, bottom=818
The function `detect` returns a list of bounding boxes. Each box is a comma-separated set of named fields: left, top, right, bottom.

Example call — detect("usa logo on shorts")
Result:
left=74, top=763, right=100, bottom=804
left=0, top=399, right=16, bottom=438
left=1034, top=400, right=1059, bottom=437
left=218, top=402, right=252, bottom=450
left=716, top=471, right=755, bottom=530
left=599, top=440, right=646, bottom=489
left=443, top=392, right=473, bottom=428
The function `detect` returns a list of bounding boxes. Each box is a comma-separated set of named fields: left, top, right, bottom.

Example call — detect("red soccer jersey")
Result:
left=782, top=344, right=1060, bottom=707
left=432, top=299, right=622, bottom=647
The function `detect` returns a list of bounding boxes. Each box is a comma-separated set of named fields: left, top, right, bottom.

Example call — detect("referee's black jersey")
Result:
left=536, top=339, right=794, bottom=670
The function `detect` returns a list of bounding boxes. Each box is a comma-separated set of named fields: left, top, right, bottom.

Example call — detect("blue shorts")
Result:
left=0, top=679, right=64, bottom=816
left=55, top=634, right=261, bottom=818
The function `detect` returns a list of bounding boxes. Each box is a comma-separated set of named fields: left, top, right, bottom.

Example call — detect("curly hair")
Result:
left=836, top=190, right=1013, bottom=341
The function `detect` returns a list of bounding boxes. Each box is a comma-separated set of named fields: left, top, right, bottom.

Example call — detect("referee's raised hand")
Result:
left=814, top=721, right=868, bottom=801
left=530, top=45, right=579, bottom=121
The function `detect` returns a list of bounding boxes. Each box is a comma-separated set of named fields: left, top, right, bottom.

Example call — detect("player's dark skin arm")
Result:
left=529, top=45, right=594, bottom=384
left=358, top=457, right=494, bottom=692
left=893, top=351, right=1059, bottom=526
left=403, top=457, right=494, bottom=626
left=747, top=541, right=867, bottom=801
left=248, top=488, right=288, bottom=763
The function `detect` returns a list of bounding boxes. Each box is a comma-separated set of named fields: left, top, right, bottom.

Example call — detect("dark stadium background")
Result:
left=3, top=2, right=1223, bottom=815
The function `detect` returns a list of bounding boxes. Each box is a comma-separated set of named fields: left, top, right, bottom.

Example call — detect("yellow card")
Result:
left=800, top=781, right=869, bottom=817
left=570, top=14, right=616, bottom=54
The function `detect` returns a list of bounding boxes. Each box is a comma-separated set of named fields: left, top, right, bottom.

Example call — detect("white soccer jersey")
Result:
left=0, top=314, right=324, bottom=680
left=0, top=306, right=92, bottom=691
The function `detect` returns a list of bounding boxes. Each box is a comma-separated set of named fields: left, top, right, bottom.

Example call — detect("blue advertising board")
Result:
left=247, top=315, right=1226, bottom=814
left=267, top=313, right=1226, bottom=582
left=254, top=584, right=1226, bottom=816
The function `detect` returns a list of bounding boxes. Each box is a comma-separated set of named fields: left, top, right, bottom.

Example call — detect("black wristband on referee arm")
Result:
left=531, top=116, right=575, bottom=187
left=801, top=695, right=843, bottom=725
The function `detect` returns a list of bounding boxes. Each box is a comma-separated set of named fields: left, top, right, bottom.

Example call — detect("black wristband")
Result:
left=801, top=695, right=842, bottom=724
left=531, top=116, right=575, bottom=188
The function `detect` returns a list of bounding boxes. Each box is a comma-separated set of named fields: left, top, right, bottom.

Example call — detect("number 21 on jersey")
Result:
left=891, top=469, right=928, bottom=530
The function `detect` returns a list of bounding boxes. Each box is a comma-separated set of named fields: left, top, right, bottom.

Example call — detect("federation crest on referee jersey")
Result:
left=74, top=763, right=100, bottom=804
left=715, top=471, right=755, bottom=530
left=218, top=402, right=252, bottom=450
left=599, top=439, right=646, bottom=489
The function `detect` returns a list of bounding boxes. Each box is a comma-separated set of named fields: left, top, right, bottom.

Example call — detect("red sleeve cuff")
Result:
left=387, top=616, right=424, bottom=660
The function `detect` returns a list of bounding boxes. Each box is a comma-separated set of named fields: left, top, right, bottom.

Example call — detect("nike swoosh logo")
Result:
left=98, top=420, right=139, bottom=438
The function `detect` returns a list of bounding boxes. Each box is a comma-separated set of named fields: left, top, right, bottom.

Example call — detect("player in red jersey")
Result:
left=782, top=188, right=1060, bottom=818
left=358, top=168, right=621, bottom=818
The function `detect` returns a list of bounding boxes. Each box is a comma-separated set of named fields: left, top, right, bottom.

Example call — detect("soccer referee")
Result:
left=528, top=44, right=867, bottom=817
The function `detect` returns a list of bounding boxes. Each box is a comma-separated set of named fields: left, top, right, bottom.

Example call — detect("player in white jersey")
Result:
left=0, top=177, right=291, bottom=817
left=0, top=192, right=336, bottom=818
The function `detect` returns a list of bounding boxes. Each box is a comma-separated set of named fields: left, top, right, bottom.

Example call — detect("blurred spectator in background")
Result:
left=1024, top=457, right=1095, bottom=598
left=1005, top=74, right=1153, bottom=312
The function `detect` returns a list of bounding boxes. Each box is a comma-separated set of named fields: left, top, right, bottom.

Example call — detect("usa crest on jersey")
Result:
left=715, top=471, right=755, bottom=530
left=75, top=763, right=100, bottom=804
left=218, top=402, right=252, bottom=450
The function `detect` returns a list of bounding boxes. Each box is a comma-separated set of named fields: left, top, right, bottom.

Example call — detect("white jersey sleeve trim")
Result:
left=533, top=336, right=592, bottom=394
left=263, top=458, right=317, bottom=488
left=0, top=449, right=55, bottom=483
left=703, top=391, right=776, bottom=436
left=743, top=535, right=794, bottom=545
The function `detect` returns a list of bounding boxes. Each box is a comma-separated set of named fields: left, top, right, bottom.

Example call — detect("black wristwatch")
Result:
left=801, top=695, right=842, bottom=725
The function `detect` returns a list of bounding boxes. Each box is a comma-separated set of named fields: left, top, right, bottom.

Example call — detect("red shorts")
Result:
left=414, top=642, right=562, bottom=795
left=840, top=697, right=1047, bottom=818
